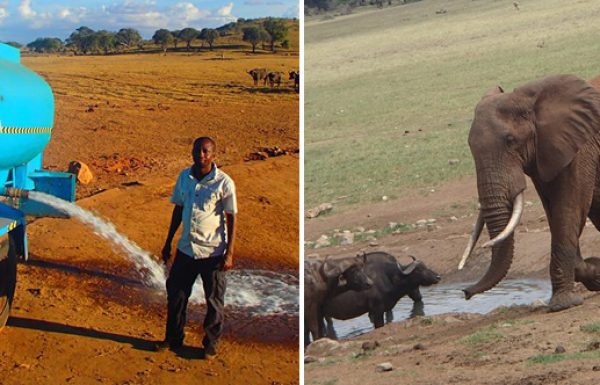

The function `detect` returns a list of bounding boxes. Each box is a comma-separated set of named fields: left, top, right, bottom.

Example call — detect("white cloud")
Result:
left=58, top=7, right=87, bottom=23
left=162, top=2, right=236, bottom=29
left=17, top=0, right=55, bottom=29
left=18, top=0, right=36, bottom=19
left=100, top=2, right=169, bottom=28
left=217, top=2, right=234, bottom=17
left=0, top=7, right=8, bottom=22
left=283, top=3, right=298, bottom=18
left=6, top=0, right=251, bottom=42
left=172, top=3, right=209, bottom=19
left=244, top=0, right=285, bottom=6
left=168, top=2, right=209, bottom=25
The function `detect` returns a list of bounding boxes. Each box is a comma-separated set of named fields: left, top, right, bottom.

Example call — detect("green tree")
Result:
left=97, top=30, right=116, bottom=54
left=4, top=41, right=22, bottom=49
left=152, top=29, right=173, bottom=55
left=66, top=26, right=95, bottom=54
left=27, top=37, right=64, bottom=53
left=82, top=33, right=100, bottom=54
left=199, top=28, right=218, bottom=50
left=171, top=30, right=181, bottom=48
left=179, top=27, right=198, bottom=51
left=263, top=18, right=288, bottom=52
left=115, top=28, right=142, bottom=50
left=242, top=26, right=265, bottom=53
left=260, top=29, right=271, bottom=50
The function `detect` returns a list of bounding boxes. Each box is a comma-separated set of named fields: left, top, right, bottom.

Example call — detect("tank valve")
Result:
left=0, top=187, right=29, bottom=198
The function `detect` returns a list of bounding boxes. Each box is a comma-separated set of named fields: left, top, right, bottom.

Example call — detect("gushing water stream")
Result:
left=28, top=191, right=299, bottom=315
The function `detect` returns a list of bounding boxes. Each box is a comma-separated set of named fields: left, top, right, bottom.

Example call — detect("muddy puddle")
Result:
left=28, top=191, right=299, bottom=316
left=330, top=279, right=551, bottom=339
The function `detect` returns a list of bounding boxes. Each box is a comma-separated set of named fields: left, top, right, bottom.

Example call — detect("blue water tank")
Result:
left=0, top=43, right=54, bottom=184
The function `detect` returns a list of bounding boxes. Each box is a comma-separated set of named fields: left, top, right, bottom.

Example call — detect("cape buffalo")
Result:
left=267, top=71, right=282, bottom=87
left=289, top=71, right=299, bottom=92
left=247, top=68, right=268, bottom=86
left=304, top=253, right=372, bottom=345
left=322, top=252, right=441, bottom=337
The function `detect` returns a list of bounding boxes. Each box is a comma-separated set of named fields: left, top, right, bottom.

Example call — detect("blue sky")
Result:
left=0, top=0, right=299, bottom=44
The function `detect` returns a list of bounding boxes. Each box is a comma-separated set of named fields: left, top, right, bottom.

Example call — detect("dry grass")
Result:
left=305, top=0, right=600, bottom=207
left=24, top=51, right=299, bottom=197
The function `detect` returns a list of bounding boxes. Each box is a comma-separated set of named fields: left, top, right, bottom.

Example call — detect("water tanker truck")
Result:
left=0, top=43, right=76, bottom=329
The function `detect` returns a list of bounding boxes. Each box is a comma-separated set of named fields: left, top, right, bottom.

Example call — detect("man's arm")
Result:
left=223, top=212, right=236, bottom=270
left=162, top=205, right=183, bottom=264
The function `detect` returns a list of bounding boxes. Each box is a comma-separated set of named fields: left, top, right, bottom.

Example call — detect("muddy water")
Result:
left=28, top=191, right=298, bottom=315
left=331, top=279, right=551, bottom=339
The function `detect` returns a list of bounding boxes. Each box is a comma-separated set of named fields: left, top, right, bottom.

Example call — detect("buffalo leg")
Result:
left=385, top=310, right=393, bottom=324
left=325, top=317, right=338, bottom=339
left=369, top=311, right=384, bottom=328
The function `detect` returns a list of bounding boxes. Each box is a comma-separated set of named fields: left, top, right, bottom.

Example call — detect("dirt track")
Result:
left=0, top=52, right=299, bottom=384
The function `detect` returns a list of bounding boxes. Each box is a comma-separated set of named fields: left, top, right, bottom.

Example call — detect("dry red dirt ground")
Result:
left=0, top=52, right=299, bottom=384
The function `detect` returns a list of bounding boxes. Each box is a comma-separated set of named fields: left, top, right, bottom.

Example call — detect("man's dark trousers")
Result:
left=165, top=249, right=226, bottom=350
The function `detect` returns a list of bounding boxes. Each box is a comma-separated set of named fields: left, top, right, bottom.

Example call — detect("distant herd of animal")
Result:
left=247, top=68, right=299, bottom=92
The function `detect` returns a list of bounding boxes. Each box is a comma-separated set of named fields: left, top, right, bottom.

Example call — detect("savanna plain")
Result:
left=0, top=48, right=299, bottom=383
left=305, top=0, right=600, bottom=384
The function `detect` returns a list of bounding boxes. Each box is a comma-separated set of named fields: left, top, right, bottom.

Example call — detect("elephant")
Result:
left=267, top=72, right=282, bottom=87
left=247, top=68, right=268, bottom=86
left=460, top=74, right=600, bottom=312
left=322, top=252, right=441, bottom=337
left=304, top=253, right=373, bottom=345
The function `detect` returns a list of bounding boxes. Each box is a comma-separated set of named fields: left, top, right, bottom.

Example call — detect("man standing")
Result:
left=155, top=136, right=237, bottom=359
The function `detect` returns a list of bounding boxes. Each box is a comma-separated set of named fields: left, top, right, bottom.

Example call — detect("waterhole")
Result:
left=331, top=278, right=550, bottom=339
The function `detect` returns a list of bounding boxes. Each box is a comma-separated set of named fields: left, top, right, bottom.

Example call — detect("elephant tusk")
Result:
left=482, top=192, right=524, bottom=248
left=458, top=210, right=484, bottom=270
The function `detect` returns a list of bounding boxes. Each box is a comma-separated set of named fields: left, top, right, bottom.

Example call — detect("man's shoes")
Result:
left=153, top=340, right=183, bottom=352
left=202, top=345, right=217, bottom=360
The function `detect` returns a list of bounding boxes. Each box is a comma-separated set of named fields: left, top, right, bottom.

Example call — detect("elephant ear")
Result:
left=483, top=85, right=504, bottom=99
left=532, top=75, right=600, bottom=182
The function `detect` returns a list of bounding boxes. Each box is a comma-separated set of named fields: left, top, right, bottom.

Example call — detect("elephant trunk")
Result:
left=463, top=196, right=517, bottom=299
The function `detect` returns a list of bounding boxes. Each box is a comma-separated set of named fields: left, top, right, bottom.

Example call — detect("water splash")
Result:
left=28, top=191, right=298, bottom=315
left=215, top=270, right=299, bottom=315
left=29, top=191, right=167, bottom=287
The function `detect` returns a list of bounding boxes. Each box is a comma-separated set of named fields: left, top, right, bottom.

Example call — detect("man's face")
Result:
left=192, top=140, right=216, bottom=168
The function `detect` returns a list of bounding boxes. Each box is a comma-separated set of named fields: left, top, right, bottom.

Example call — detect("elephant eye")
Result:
left=505, top=134, right=516, bottom=145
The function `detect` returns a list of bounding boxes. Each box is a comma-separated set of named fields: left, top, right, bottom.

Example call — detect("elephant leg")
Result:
left=545, top=174, right=593, bottom=311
